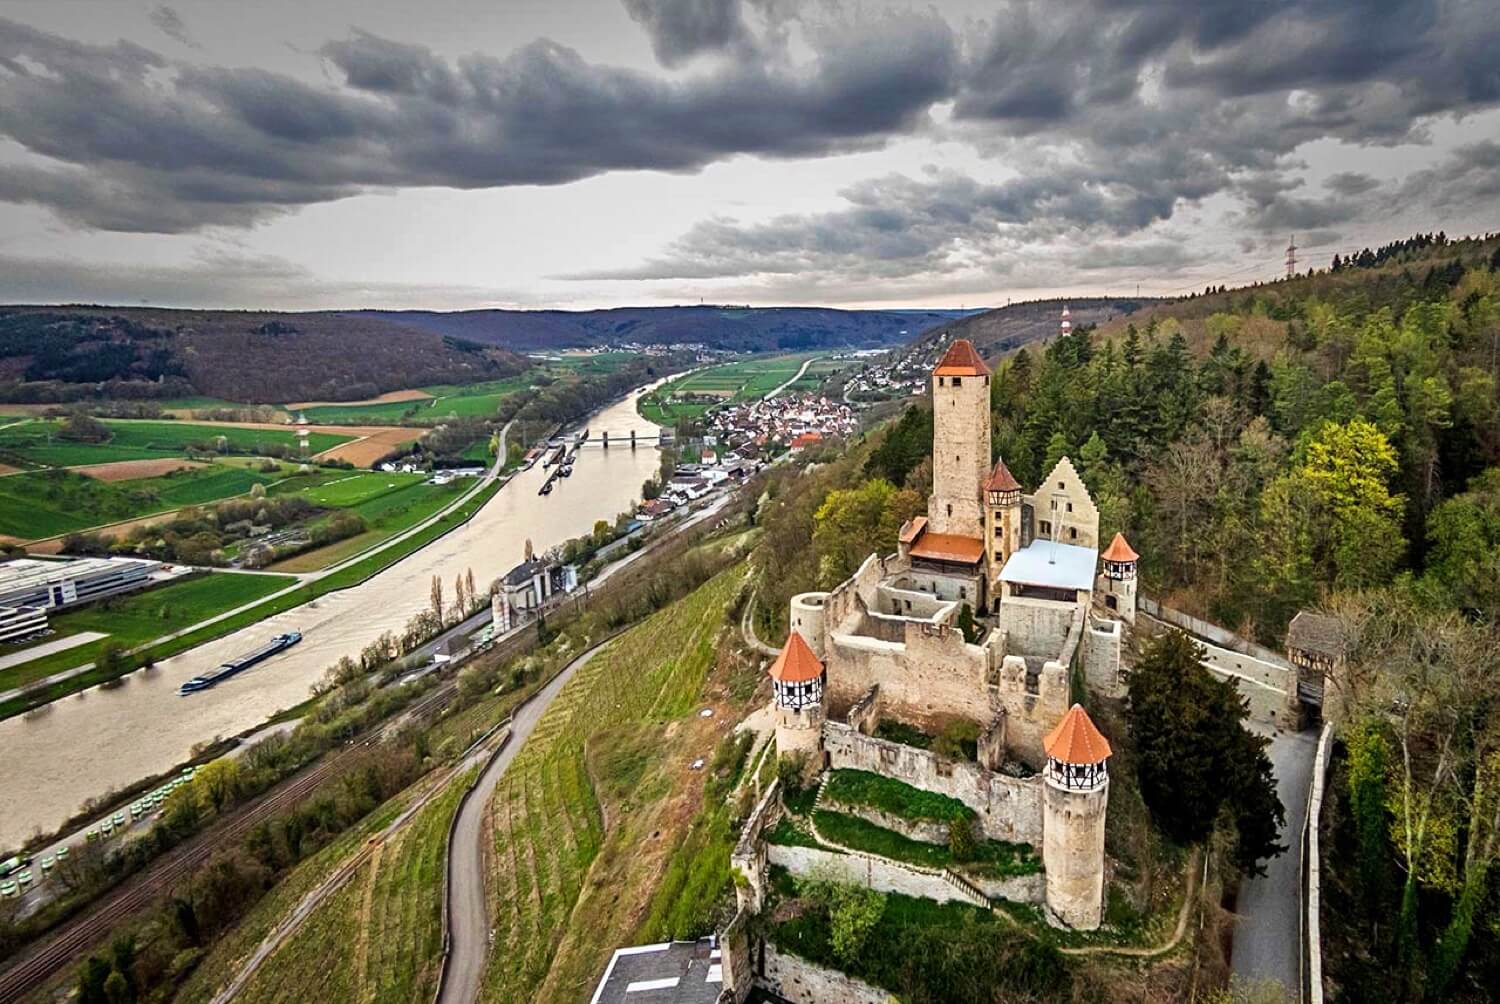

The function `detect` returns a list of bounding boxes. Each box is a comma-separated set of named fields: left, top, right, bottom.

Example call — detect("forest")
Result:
left=0, top=308, right=527, bottom=404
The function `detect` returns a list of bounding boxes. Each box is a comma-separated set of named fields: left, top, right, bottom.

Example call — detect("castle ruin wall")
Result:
left=822, top=723, right=1044, bottom=845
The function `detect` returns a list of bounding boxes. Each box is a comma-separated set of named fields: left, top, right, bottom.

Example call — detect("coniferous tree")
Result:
left=1125, top=630, right=1285, bottom=874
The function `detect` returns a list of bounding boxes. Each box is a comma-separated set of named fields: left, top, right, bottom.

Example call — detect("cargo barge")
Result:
left=179, top=631, right=302, bottom=695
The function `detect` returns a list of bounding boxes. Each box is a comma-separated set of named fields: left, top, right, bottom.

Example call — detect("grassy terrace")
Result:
left=810, top=809, right=1041, bottom=878
left=0, top=479, right=501, bottom=720
left=478, top=568, right=742, bottom=1003
left=171, top=788, right=424, bottom=1004
left=768, top=867, right=1071, bottom=1002
left=823, top=769, right=975, bottom=824
left=0, top=571, right=296, bottom=692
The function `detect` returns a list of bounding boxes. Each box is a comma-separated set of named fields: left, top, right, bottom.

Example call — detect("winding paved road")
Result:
left=437, top=643, right=611, bottom=1004
left=1231, top=724, right=1317, bottom=995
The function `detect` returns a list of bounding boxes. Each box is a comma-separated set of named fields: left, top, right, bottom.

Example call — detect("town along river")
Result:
left=0, top=386, right=667, bottom=848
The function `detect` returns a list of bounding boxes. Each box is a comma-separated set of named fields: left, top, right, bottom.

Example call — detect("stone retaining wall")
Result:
left=823, top=797, right=951, bottom=845
left=823, top=722, right=1044, bottom=845
left=767, top=843, right=975, bottom=907
left=758, top=942, right=892, bottom=1004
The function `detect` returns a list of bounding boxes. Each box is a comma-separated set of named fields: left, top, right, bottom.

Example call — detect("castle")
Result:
left=754, top=337, right=1141, bottom=932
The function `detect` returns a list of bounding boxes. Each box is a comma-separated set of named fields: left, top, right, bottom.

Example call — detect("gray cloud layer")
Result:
left=0, top=0, right=1495, bottom=300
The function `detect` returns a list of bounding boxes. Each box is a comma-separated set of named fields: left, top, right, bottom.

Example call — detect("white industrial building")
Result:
left=0, top=557, right=162, bottom=643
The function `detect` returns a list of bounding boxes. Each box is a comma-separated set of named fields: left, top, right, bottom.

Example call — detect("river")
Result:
left=0, top=386, right=665, bottom=848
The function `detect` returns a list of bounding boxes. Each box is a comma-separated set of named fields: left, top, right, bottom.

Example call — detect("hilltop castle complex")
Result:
left=740, top=337, right=1143, bottom=944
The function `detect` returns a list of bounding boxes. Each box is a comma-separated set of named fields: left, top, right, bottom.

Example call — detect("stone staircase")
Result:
left=806, top=772, right=990, bottom=910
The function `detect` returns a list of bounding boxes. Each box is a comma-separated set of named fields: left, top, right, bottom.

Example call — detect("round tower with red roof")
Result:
left=1041, top=703, right=1111, bottom=929
left=768, top=629, right=827, bottom=759
left=1097, top=531, right=1139, bottom=624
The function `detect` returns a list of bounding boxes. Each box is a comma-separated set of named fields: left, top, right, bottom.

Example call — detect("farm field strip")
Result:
left=637, top=353, right=819, bottom=424
left=0, top=463, right=285, bottom=540
left=477, top=568, right=740, bottom=1003
left=0, top=419, right=351, bottom=468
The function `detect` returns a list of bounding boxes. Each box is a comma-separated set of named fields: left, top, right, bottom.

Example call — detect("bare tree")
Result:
left=429, top=575, right=443, bottom=623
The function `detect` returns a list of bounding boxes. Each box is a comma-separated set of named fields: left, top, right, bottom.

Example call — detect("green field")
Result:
left=298, top=376, right=536, bottom=425
left=273, top=471, right=427, bottom=508
left=0, top=479, right=500, bottom=719
left=268, top=478, right=469, bottom=572
left=0, top=571, right=297, bottom=693
left=0, top=419, right=351, bottom=467
left=637, top=353, right=816, bottom=425
left=478, top=567, right=741, bottom=1002
left=0, top=463, right=283, bottom=539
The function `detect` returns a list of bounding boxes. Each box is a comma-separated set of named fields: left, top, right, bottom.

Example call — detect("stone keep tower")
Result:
left=982, top=458, right=1024, bottom=610
left=1097, top=532, right=1139, bottom=624
left=929, top=339, right=991, bottom=538
left=769, top=630, right=826, bottom=759
left=1041, top=704, right=1111, bottom=930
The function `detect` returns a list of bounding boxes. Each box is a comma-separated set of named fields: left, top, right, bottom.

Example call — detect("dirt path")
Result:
left=285, top=390, right=433, bottom=410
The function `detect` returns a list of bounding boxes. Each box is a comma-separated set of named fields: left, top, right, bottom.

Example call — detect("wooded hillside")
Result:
left=361, top=305, right=963, bottom=352
left=0, top=307, right=528, bottom=404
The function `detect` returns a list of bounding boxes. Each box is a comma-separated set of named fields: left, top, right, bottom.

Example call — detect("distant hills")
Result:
left=358, top=305, right=967, bottom=353
left=905, top=297, right=1157, bottom=363
left=0, top=306, right=527, bottom=405
left=0, top=303, right=971, bottom=405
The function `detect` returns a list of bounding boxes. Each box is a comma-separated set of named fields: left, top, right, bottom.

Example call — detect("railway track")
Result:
left=0, top=681, right=458, bottom=1004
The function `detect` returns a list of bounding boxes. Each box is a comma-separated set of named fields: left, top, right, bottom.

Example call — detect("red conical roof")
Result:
left=1043, top=704, right=1112, bottom=765
left=934, top=339, right=989, bottom=377
left=984, top=458, right=1022, bottom=493
left=769, top=630, right=824, bottom=684
left=1100, top=532, right=1139, bottom=563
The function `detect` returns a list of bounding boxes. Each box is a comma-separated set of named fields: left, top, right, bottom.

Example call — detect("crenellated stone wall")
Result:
left=768, top=843, right=979, bottom=906
left=822, top=723, right=1044, bottom=845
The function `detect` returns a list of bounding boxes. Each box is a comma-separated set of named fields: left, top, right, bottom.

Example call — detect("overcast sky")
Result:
left=0, top=0, right=1496, bottom=310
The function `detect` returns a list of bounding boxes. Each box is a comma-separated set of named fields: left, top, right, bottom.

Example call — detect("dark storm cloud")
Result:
left=0, top=10, right=955, bottom=232
left=622, top=0, right=750, bottom=67
left=1324, top=172, right=1380, bottom=197
left=0, top=0, right=1495, bottom=284
left=1397, top=141, right=1500, bottom=208
left=606, top=0, right=1500, bottom=289
left=148, top=6, right=198, bottom=48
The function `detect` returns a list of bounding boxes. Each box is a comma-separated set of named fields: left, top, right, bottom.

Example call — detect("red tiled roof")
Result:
left=790, top=432, right=822, bottom=449
left=769, top=630, right=824, bottom=683
left=934, top=339, right=990, bottom=377
left=984, top=458, right=1022, bottom=493
left=1100, top=532, right=1139, bottom=563
left=898, top=515, right=928, bottom=545
left=909, top=532, right=985, bottom=564
left=1043, top=704, right=1112, bottom=765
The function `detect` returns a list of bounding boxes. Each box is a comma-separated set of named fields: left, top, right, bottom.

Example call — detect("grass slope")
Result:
left=0, top=464, right=282, bottom=539
left=201, top=772, right=473, bottom=1004
left=479, top=567, right=743, bottom=1003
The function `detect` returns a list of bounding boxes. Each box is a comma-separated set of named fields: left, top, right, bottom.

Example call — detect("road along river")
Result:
left=0, top=386, right=665, bottom=849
